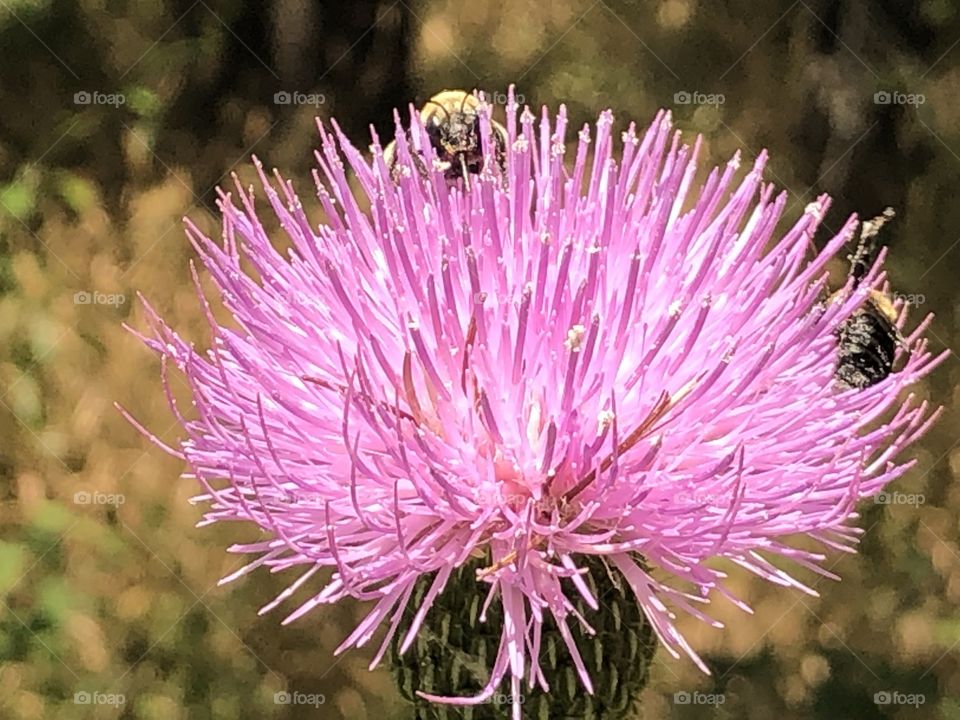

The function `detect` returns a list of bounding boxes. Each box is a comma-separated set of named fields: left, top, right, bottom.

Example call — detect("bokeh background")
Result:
left=1, top=1, right=959, bottom=718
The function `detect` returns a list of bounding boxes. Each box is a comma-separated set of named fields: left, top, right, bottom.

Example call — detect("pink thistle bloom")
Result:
left=124, top=88, right=945, bottom=719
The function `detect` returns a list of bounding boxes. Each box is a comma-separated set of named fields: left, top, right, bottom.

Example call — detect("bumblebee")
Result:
left=383, top=89, right=508, bottom=188
left=832, top=207, right=907, bottom=390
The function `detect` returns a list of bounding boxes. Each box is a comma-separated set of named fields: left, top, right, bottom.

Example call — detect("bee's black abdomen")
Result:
left=834, top=303, right=898, bottom=390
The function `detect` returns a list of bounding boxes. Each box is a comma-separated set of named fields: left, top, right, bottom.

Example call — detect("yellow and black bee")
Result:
left=832, top=208, right=907, bottom=390
left=383, top=89, right=508, bottom=188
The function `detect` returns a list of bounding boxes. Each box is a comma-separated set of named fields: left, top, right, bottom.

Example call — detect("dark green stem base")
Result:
left=390, top=555, right=656, bottom=720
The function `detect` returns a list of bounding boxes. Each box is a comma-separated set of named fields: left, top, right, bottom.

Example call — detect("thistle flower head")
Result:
left=127, top=88, right=945, bottom=719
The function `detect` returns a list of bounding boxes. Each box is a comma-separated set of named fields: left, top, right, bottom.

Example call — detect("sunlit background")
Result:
left=1, top=1, right=959, bottom=718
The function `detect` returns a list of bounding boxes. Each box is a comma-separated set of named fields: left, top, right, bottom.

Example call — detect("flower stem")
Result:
left=391, top=555, right=656, bottom=719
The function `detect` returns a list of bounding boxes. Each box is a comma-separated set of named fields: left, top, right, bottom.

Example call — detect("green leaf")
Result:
left=126, top=86, right=162, bottom=118
left=57, top=173, right=97, bottom=213
left=31, top=501, right=74, bottom=536
left=0, top=542, right=26, bottom=595
left=37, top=576, right=73, bottom=623
left=0, top=181, right=35, bottom=221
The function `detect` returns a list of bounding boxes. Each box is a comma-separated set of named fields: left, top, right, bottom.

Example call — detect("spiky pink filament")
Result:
left=124, top=87, right=946, bottom=719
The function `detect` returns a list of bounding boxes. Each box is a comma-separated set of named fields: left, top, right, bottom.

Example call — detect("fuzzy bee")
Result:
left=382, top=89, right=508, bottom=188
left=832, top=207, right=908, bottom=390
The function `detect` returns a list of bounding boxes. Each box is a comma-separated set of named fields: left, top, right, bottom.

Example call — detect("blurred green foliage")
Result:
left=1, top=1, right=960, bottom=718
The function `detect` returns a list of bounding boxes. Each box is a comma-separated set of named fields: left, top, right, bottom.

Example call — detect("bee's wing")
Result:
left=488, top=120, right=509, bottom=181
left=382, top=138, right=397, bottom=171
left=381, top=130, right=430, bottom=182
left=490, top=121, right=508, bottom=155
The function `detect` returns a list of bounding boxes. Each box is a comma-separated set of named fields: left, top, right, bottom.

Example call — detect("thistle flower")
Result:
left=124, top=88, right=945, bottom=720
